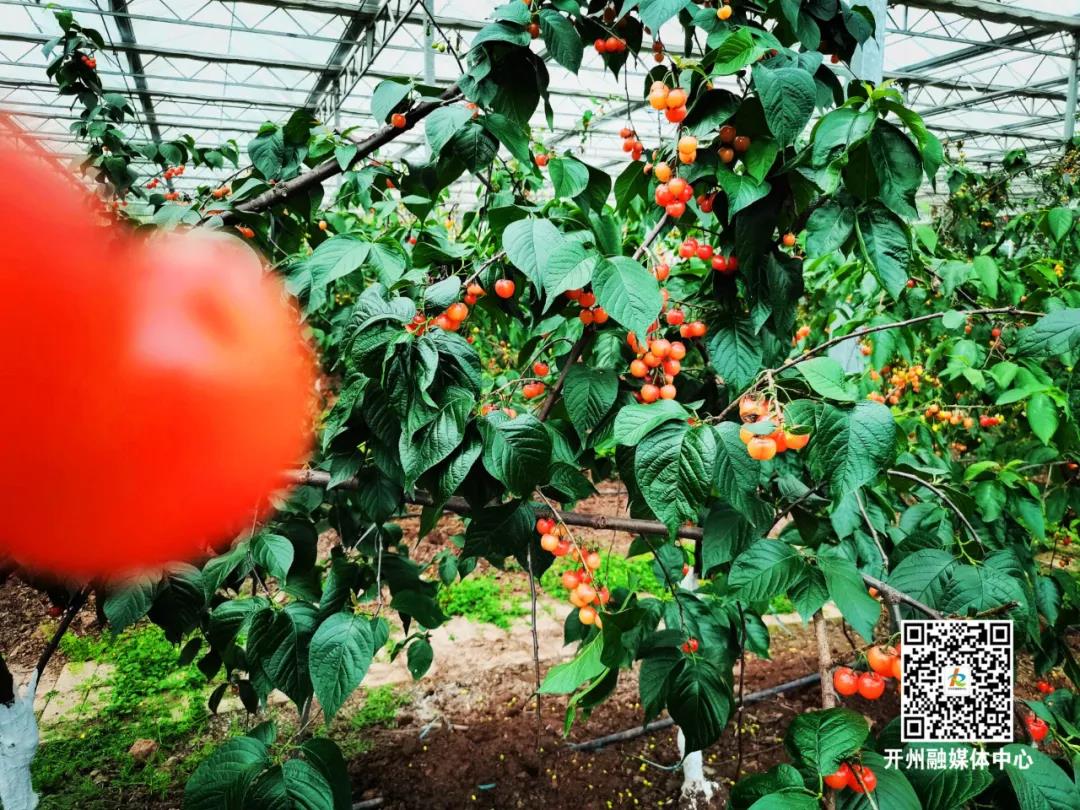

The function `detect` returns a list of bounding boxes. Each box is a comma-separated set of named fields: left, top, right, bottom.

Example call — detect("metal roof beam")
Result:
left=892, top=0, right=1080, bottom=33
left=108, top=0, right=164, bottom=150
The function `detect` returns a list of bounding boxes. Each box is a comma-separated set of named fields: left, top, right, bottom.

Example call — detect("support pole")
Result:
left=422, top=0, right=436, bottom=85
left=1066, top=34, right=1078, bottom=142
left=851, top=0, right=886, bottom=85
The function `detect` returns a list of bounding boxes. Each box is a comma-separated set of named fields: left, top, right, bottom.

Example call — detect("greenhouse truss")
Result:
left=1, top=0, right=1079, bottom=193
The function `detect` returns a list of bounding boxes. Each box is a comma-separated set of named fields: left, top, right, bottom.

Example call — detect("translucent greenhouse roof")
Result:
left=2, top=0, right=1079, bottom=194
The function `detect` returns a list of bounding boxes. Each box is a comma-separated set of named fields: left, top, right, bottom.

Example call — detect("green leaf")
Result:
left=246, top=759, right=335, bottom=810
left=184, top=736, right=268, bottom=809
left=806, top=200, right=854, bottom=255
left=407, top=638, right=434, bottom=679
left=729, top=540, right=805, bottom=603
left=749, top=793, right=818, bottom=810
left=614, top=400, right=690, bottom=445
left=371, top=78, right=411, bottom=124
left=252, top=533, right=295, bottom=580
left=973, top=255, right=999, bottom=300
left=804, top=401, right=896, bottom=498
left=103, top=582, right=155, bottom=632
left=333, top=143, right=357, bottom=172
left=299, top=738, right=352, bottom=810
left=635, top=422, right=718, bottom=534
left=304, top=236, right=370, bottom=310
left=708, top=27, right=758, bottom=75
left=308, top=613, right=375, bottom=721
left=480, top=113, right=532, bottom=164
left=425, top=105, right=473, bottom=156
left=614, top=161, right=650, bottom=208
left=858, top=206, right=911, bottom=300
left=870, top=121, right=922, bottom=220
left=753, top=65, right=816, bottom=147
left=543, top=241, right=599, bottom=303
left=837, top=751, right=921, bottom=810
left=811, top=106, right=876, bottom=168
left=563, top=365, right=619, bottom=436
left=714, top=421, right=766, bottom=522
left=592, top=256, right=663, bottom=339
left=479, top=412, right=553, bottom=495
left=639, top=0, right=691, bottom=30
left=817, top=551, right=880, bottom=641
left=538, top=10, right=582, bottom=73
left=548, top=156, right=590, bottom=199
left=390, top=589, right=447, bottom=629
left=707, top=319, right=762, bottom=389
left=716, top=170, right=772, bottom=218
left=784, top=707, right=869, bottom=774
left=540, top=635, right=606, bottom=693
left=1028, top=392, right=1058, bottom=445
left=425, top=276, right=461, bottom=311
left=1002, top=744, right=1080, bottom=810
left=901, top=743, right=992, bottom=810
left=450, top=122, right=498, bottom=171
left=797, top=357, right=858, bottom=401
left=248, top=602, right=318, bottom=706
left=941, top=310, right=967, bottom=330
left=503, top=217, right=566, bottom=288
left=248, top=127, right=285, bottom=179
left=399, top=388, right=472, bottom=488
left=1013, top=309, right=1080, bottom=358
left=743, top=138, right=779, bottom=183
left=1047, top=207, right=1074, bottom=242
left=666, top=657, right=732, bottom=753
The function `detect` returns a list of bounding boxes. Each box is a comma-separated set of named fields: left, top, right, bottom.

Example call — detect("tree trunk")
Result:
left=0, top=671, right=39, bottom=810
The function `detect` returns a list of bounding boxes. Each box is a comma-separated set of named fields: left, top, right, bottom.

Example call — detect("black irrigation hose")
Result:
left=566, top=672, right=821, bottom=752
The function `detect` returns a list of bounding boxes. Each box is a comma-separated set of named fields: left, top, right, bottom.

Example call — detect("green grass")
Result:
left=348, top=685, right=410, bottom=730
left=437, top=573, right=527, bottom=629
left=34, top=624, right=212, bottom=809
left=539, top=550, right=664, bottom=597
left=768, top=594, right=796, bottom=614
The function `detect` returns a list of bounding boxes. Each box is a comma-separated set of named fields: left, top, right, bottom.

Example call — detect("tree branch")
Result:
left=537, top=326, right=591, bottom=422
left=715, top=306, right=1043, bottom=422
left=213, top=84, right=461, bottom=224
left=886, top=469, right=984, bottom=551
left=284, top=471, right=943, bottom=618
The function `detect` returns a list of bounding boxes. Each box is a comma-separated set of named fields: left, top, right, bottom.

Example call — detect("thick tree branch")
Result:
left=284, top=470, right=943, bottom=618
left=212, top=84, right=461, bottom=224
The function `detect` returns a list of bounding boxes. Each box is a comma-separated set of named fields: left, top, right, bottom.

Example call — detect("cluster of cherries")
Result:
left=145, top=164, right=186, bottom=191
left=737, top=396, right=810, bottom=460
left=592, top=35, right=628, bottom=54
left=565, top=288, right=610, bottom=325
left=824, top=763, right=877, bottom=795
left=626, top=334, right=686, bottom=403
left=793, top=324, right=811, bottom=344
left=678, top=237, right=738, bottom=274
left=833, top=644, right=901, bottom=704
left=405, top=300, right=471, bottom=335
left=647, top=82, right=689, bottom=123
left=654, top=176, right=695, bottom=219
left=522, top=360, right=549, bottom=400
left=79, top=53, right=97, bottom=70
left=537, top=517, right=609, bottom=626
left=716, top=125, right=750, bottom=164
left=619, top=127, right=645, bottom=162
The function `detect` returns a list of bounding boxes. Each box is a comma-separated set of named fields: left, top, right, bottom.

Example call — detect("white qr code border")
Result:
left=900, top=619, right=1014, bottom=744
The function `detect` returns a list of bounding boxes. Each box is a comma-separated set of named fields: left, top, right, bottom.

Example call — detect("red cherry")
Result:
left=833, top=667, right=859, bottom=697
left=494, top=279, right=515, bottom=298
left=824, top=764, right=851, bottom=790
left=847, top=765, right=877, bottom=793
left=1026, top=716, right=1049, bottom=741
left=857, top=671, right=886, bottom=700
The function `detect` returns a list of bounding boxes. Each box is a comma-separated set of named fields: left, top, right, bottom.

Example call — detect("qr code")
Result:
left=901, top=620, right=1013, bottom=743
